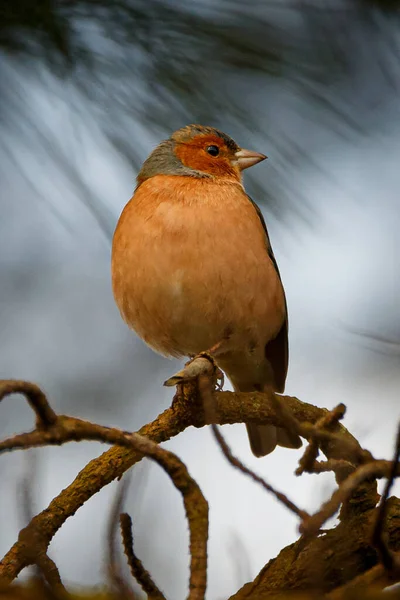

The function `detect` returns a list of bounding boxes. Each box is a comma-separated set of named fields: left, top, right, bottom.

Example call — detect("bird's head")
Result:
left=137, top=124, right=266, bottom=186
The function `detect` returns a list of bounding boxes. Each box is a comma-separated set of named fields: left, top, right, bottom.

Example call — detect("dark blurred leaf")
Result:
left=1, top=0, right=400, bottom=226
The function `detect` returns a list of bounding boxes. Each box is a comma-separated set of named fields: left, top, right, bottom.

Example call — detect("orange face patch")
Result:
left=174, top=134, right=241, bottom=181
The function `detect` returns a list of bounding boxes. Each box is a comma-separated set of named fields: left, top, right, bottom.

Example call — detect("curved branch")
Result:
left=0, top=380, right=363, bottom=584
left=0, top=380, right=57, bottom=427
left=372, top=423, right=400, bottom=577
left=211, top=424, right=308, bottom=520
left=120, top=513, right=166, bottom=600
left=0, top=391, right=209, bottom=596
left=296, top=403, right=346, bottom=476
left=300, top=460, right=398, bottom=537
left=107, top=478, right=135, bottom=599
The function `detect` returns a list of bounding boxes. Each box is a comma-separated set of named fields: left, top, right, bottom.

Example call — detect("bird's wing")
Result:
left=247, top=195, right=288, bottom=393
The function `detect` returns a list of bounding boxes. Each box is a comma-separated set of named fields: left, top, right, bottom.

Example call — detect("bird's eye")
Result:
left=206, top=145, right=219, bottom=157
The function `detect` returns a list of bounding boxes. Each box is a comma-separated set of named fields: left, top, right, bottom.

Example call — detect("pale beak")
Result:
left=235, top=148, right=267, bottom=171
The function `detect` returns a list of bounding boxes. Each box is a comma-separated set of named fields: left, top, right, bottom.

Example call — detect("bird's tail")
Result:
left=230, top=374, right=302, bottom=457
left=245, top=423, right=302, bottom=457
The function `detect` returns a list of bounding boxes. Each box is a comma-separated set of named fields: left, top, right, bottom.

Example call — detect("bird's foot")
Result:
left=197, top=352, right=224, bottom=390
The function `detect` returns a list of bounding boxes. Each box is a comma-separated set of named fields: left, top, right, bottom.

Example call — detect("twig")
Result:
left=13, top=453, right=67, bottom=599
left=107, top=477, right=135, bottom=599
left=300, top=459, right=398, bottom=537
left=269, top=393, right=371, bottom=466
left=198, top=372, right=307, bottom=519
left=18, top=453, right=37, bottom=526
left=211, top=424, right=308, bottom=520
left=35, top=554, right=68, bottom=599
left=17, top=452, right=43, bottom=582
left=0, top=380, right=363, bottom=584
left=372, top=423, right=400, bottom=576
left=142, top=448, right=208, bottom=600
left=0, top=380, right=208, bottom=599
left=311, top=458, right=354, bottom=477
left=164, top=356, right=216, bottom=387
left=0, top=380, right=57, bottom=428
left=296, top=404, right=346, bottom=476
left=120, top=513, right=166, bottom=600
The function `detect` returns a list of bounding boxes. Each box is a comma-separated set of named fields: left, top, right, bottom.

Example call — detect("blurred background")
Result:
left=1, top=0, right=400, bottom=597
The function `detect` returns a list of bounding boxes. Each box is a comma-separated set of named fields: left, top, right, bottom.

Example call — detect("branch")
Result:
left=120, top=513, right=166, bottom=600
left=310, top=458, right=354, bottom=477
left=229, top=495, right=400, bottom=599
left=196, top=362, right=307, bottom=519
left=324, top=563, right=388, bottom=600
left=268, top=393, right=372, bottom=466
left=107, top=477, right=135, bottom=599
left=0, top=383, right=208, bottom=598
left=0, top=379, right=364, bottom=584
left=164, top=355, right=217, bottom=387
left=0, top=380, right=57, bottom=427
left=296, top=404, right=346, bottom=476
left=372, top=423, right=400, bottom=577
left=35, top=554, right=68, bottom=599
left=211, top=424, right=308, bottom=520
left=300, top=459, right=398, bottom=537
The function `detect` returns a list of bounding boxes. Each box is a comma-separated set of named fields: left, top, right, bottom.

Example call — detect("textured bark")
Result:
left=229, top=497, right=400, bottom=599
left=1, top=385, right=360, bottom=582
left=1, top=378, right=398, bottom=599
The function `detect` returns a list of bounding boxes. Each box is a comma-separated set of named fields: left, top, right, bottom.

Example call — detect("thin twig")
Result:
left=311, top=458, right=354, bottom=477
left=18, top=453, right=37, bottom=526
left=300, top=459, right=398, bottom=537
left=35, top=554, right=68, bottom=599
left=0, top=388, right=208, bottom=599
left=17, top=452, right=42, bottom=582
left=268, top=392, right=372, bottom=466
left=164, top=356, right=216, bottom=387
left=0, top=380, right=57, bottom=427
left=107, top=477, right=135, bottom=599
left=198, top=373, right=307, bottom=519
left=120, top=513, right=166, bottom=600
left=0, top=380, right=364, bottom=584
left=211, top=424, right=308, bottom=520
left=13, top=453, right=67, bottom=599
left=372, top=423, right=400, bottom=575
left=296, top=404, right=346, bottom=476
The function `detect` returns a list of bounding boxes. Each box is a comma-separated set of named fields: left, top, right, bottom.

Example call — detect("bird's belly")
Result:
left=112, top=188, right=285, bottom=358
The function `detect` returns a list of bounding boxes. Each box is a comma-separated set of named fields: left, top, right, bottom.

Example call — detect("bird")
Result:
left=111, top=124, right=302, bottom=456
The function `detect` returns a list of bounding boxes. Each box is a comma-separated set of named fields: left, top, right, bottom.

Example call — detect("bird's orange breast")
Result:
left=111, top=175, right=285, bottom=358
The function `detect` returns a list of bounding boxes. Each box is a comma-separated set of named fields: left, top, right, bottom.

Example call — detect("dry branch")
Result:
left=120, top=513, right=166, bottom=600
left=211, top=424, right=308, bottom=519
left=164, top=355, right=216, bottom=387
left=229, top=495, right=400, bottom=600
left=228, top=422, right=400, bottom=600
left=325, top=563, right=388, bottom=600
left=34, top=554, right=68, bottom=599
left=197, top=360, right=307, bottom=518
left=300, top=459, right=398, bottom=537
left=0, top=381, right=363, bottom=582
left=0, top=381, right=208, bottom=599
left=107, top=478, right=135, bottom=600
left=296, top=404, right=346, bottom=476
left=372, top=423, right=400, bottom=577
left=268, top=392, right=372, bottom=466
left=0, top=377, right=390, bottom=598
left=0, top=380, right=57, bottom=427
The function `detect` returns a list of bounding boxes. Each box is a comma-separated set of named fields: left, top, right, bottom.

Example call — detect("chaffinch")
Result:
left=111, top=124, right=301, bottom=456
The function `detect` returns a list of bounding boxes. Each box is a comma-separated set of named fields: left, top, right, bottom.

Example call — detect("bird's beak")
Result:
left=235, top=148, right=267, bottom=171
